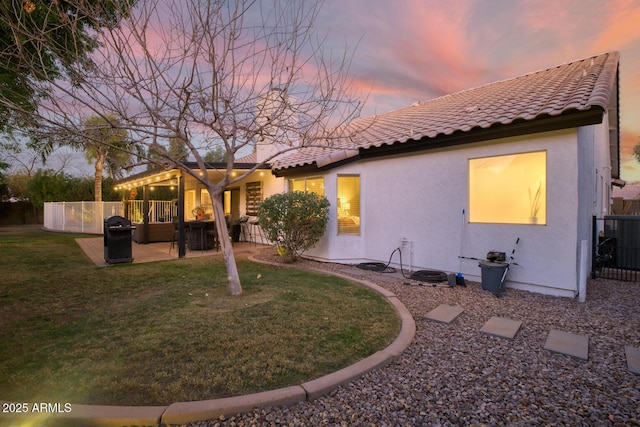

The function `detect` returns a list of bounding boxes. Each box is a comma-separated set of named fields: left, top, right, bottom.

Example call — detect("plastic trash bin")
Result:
left=479, top=260, right=508, bottom=294
left=104, top=215, right=134, bottom=264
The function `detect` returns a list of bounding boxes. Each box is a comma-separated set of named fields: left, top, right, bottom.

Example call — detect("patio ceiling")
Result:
left=114, top=169, right=180, bottom=191
left=114, top=161, right=272, bottom=191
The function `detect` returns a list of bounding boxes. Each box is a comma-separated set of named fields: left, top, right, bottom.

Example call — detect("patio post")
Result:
left=178, top=172, right=186, bottom=258
left=142, top=185, right=150, bottom=244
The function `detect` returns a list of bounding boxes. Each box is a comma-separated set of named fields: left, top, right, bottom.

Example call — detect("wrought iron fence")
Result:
left=592, top=215, right=640, bottom=281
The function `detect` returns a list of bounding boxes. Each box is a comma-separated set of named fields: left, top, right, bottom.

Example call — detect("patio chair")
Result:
left=248, top=218, right=265, bottom=246
left=238, top=216, right=250, bottom=242
left=169, top=217, right=190, bottom=254
left=169, top=217, right=179, bottom=254
left=188, top=220, right=210, bottom=254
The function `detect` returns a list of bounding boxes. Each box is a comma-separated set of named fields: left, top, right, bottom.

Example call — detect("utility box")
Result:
left=479, top=260, right=508, bottom=294
left=104, top=215, right=134, bottom=264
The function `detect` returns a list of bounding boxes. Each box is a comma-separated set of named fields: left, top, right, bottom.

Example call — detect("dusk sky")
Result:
left=315, top=0, right=640, bottom=182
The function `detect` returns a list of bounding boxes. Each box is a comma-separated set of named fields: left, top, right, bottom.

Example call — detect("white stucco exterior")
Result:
left=297, top=124, right=612, bottom=298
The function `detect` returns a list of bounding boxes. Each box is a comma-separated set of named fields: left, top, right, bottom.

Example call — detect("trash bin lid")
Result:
left=105, top=215, right=132, bottom=227
left=479, top=260, right=508, bottom=267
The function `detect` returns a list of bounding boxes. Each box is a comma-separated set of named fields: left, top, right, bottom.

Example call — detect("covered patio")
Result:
left=113, top=156, right=282, bottom=257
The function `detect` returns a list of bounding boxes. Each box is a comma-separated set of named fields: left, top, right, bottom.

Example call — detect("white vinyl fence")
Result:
left=44, top=200, right=177, bottom=234
left=44, top=202, right=124, bottom=234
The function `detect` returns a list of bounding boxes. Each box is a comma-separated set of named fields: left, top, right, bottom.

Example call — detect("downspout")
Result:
left=578, top=239, right=588, bottom=302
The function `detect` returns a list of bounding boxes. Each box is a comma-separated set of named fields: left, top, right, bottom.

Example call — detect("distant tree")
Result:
left=168, top=135, right=188, bottom=162
left=24, top=170, right=121, bottom=207
left=203, top=146, right=227, bottom=163
left=633, top=138, right=640, bottom=163
left=145, top=134, right=187, bottom=170
left=0, top=159, right=9, bottom=200
left=4, top=171, right=30, bottom=201
left=80, top=115, right=131, bottom=202
left=27, top=169, right=70, bottom=209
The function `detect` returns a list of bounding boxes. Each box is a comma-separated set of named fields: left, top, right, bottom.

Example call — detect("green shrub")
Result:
left=258, top=191, right=330, bottom=263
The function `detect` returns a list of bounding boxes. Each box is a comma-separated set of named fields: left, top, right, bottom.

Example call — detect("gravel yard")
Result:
left=185, top=250, right=640, bottom=426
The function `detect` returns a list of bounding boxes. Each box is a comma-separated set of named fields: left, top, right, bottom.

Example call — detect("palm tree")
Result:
left=81, top=115, right=131, bottom=202
left=634, top=138, right=640, bottom=163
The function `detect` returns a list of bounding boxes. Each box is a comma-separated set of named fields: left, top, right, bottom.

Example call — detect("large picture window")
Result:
left=337, top=175, right=360, bottom=234
left=469, top=151, right=546, bottom=225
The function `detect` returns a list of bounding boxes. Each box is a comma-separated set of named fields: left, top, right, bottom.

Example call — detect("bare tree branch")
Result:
left=0, top=0, right=365, bottom=296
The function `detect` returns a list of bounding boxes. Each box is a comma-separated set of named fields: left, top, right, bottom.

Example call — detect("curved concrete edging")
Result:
left=4, top=257, right=415, bottom=427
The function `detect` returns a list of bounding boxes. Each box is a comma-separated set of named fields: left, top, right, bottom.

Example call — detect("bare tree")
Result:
left=0, top=0, right=363, bottom=296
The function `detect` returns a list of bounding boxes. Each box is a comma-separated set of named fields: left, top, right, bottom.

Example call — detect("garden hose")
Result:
left=357, top=248, right=450, bottom=283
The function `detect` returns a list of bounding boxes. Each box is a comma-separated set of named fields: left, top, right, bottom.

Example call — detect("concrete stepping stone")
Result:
left=625, top=346, right=640, bottom=374
left=480, top=316, right=522, bottom=339
left=425, top=304, right=464, bottom=324
left=543, top=330, right=589, bottom=360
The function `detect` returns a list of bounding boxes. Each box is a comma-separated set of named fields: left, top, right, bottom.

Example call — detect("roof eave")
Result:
left=273, top=107, right=605, bottom=176
left=115, top=161, right=270, bottom=186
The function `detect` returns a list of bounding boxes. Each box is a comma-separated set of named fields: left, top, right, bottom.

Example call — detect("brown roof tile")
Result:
left=273, top=51, right=619, bottom=172
left=235, top=152, right=257, bottom=163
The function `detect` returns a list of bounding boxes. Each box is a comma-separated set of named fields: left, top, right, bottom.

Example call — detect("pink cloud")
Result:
left=620, top=130, right=638, bottom=157
left=590, top=0, right=640, bottom=53
left=335, top=0, right=500, bottom=111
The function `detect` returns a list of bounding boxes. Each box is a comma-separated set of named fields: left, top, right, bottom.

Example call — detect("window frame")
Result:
left=468, top=150, right=547, bottom=225
left=337, top=174, right=361, bottom=235
left=288, top=176, right=325, bottom=196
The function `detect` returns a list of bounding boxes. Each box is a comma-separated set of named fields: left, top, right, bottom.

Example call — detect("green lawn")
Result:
left=0, top=226, right=399, bottom=406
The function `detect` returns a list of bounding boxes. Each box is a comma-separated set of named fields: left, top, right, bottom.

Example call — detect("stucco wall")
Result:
left=305, top=129, right=588, bottom=297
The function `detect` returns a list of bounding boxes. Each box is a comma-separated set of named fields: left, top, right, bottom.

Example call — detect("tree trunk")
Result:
left=94, top=156, right=104, bottom=202
left=210, top=186, right=242, bottom=296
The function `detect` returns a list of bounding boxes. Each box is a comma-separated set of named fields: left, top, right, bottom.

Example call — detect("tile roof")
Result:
left=236, top=152, right=257, bottom=164
left=272, top=51, right=619, bottom=172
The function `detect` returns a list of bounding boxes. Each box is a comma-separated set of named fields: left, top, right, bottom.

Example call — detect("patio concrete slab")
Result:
left=625, top=345, right=640, bottom=374
left=480, top=316, right=522, bottom=339
left=543, top=330, right=589, bottom=360
left=425, top=304, right=464, bottom=324
left=76, top=237, right=260, bottom=267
